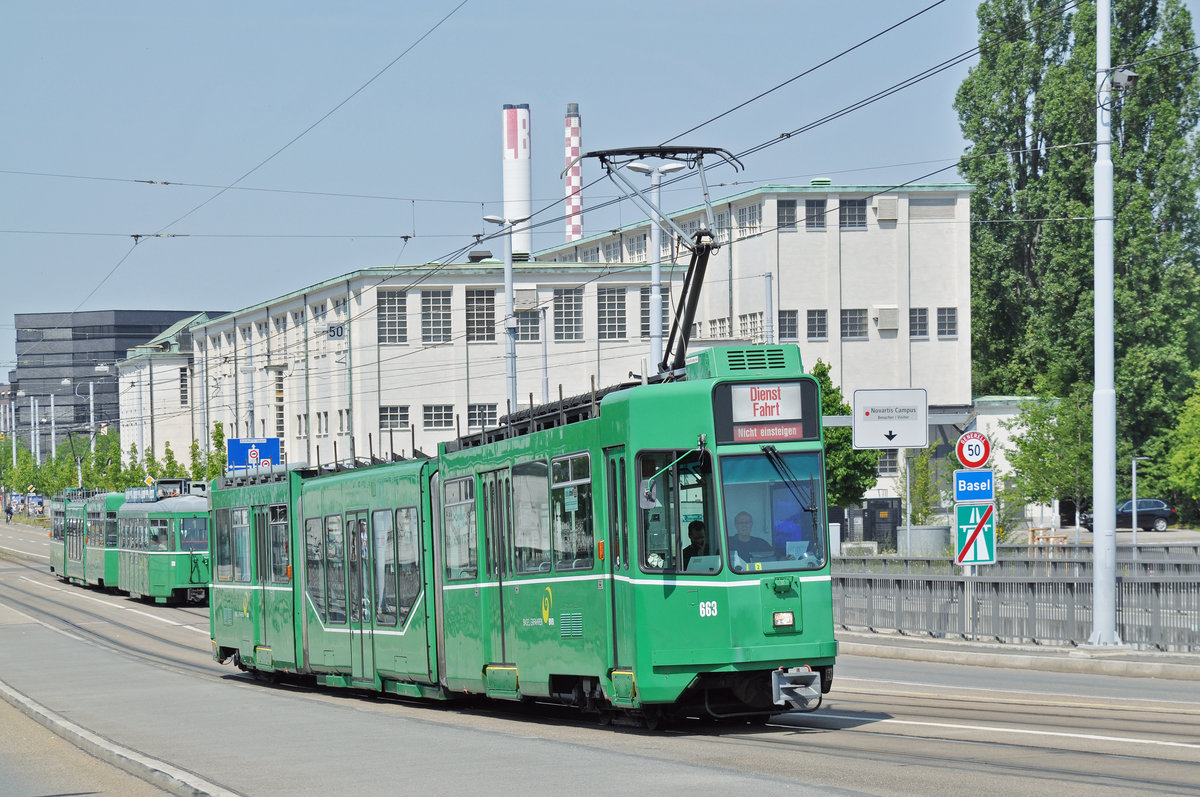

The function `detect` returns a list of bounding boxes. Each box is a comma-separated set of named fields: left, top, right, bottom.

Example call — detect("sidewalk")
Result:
left=837, top=628, right=1200, bottom=680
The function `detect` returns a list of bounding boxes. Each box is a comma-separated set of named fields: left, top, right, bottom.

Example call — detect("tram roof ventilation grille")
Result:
left=686, top=345, right=800, bottom=379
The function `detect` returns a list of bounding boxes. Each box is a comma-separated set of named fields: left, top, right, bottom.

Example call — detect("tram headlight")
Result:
left=773, top=610, right=795, bottom=627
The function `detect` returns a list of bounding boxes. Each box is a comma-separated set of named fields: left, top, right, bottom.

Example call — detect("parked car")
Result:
left=1081, top=499, right=1178, bottom=532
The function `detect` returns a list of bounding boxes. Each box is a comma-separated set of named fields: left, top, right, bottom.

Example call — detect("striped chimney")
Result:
left=502, top=103, right=532, bottom=258
left=564, top=103, right=583, bottom=242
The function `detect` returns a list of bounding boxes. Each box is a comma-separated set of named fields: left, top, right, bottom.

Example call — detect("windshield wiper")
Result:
left=761, top=445, right=816, bottom=514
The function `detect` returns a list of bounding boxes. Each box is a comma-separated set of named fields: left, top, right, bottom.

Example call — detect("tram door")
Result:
left=253, top=507, right=272, bottom=653
left=346, top=511, right=375, bottom=681
left=480, top=469, right=511, bottom=664
left=605, top=447, right=635, bottom=669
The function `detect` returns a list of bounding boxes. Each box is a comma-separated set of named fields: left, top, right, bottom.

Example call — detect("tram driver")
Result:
left=728, top=511, right=772, bottom=568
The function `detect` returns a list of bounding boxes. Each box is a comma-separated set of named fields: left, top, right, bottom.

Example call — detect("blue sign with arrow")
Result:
left=227, top=438, right=281, bottom=472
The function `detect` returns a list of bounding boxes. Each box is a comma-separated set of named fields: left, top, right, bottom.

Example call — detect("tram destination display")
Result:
left=712, top=380, right=819, bottom=444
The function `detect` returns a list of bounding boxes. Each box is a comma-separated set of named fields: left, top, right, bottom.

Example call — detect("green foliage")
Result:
left=957, top=0, right=1200, bottom=483
left=205, top=422, right=228, bottom=481
left=124, top=443, right=147, bottom=488
left=188, top=438, right=206, bottom=481
left=160, top=442, right=185, bottom=479
left=1001, top=387, right=1093, bottom=513
left=895, top=444, right=950, bottom=525
left=1168, top=375, right=1200, bottom=522
left=810, top=360, right=882, bottom=508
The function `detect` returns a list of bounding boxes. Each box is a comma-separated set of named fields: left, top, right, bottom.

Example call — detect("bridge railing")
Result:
left=832, top=547, right=1200, bottom=651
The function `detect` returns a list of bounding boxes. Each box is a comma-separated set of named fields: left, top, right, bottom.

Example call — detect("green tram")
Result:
left=84, top=492, right=125, bottom=588
left=211, top=345, right=836, bottom=724
left=117, top=480, right=211, bottom=604
left=49, top=489, right=104, bottom=581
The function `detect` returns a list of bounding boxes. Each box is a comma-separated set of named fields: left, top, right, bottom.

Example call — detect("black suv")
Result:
left=1082, top=499, right=1178, bottom=532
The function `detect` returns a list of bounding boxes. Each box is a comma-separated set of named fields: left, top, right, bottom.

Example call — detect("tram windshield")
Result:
left=179, top=517, right=208, bottom=552
left=720, top=449, right=826, bottom=573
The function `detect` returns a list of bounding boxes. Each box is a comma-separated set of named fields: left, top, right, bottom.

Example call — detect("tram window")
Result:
left=637, top=449, right=717, bottom=573
left=443, top=478, right=476, bottom=580
left=305, top=517, right=326, bottom=622
left=106, top=513, right=118, bottom=547
left=551, top=453, right=593, bottom=570
left=268, top=506, right=289, bottom=583
left=325, top=515, right=347, bottom=623
left=512, top=461, right=551, bottom=573
left=180, top=517, right=208, bottom=552
left=214, top=508, right=233, bottom=581
left=149, top=518, right=170, bottom=551
left=231, top=508, right=251, bottom=582
left=372, top=509, right=397, bottom=626
left=397, top=507, right=421, bottom=622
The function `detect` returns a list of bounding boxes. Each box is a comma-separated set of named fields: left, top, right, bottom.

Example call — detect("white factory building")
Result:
left=120, top=179, right=974, bottom=485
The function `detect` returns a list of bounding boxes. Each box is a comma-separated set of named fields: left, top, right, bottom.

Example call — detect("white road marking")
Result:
left=22, top=577, right=180, bottom=626
left=815, top=711, right=1200, bottom=749
left=0, top=545, right=49, bottom=560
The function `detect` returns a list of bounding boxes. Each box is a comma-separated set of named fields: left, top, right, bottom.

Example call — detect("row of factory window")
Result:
left=377, top=286, right=671, bottom=345
left=292, top=404, right=500, bottom=437
left=200, top=292, right=956, bottom=364
left=691, top=308, right=958, bottom=343
left=551, top=195, right=958, bottom=264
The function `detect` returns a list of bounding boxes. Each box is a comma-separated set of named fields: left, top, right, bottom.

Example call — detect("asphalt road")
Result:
left=2, top=519, right=1199, bottom=796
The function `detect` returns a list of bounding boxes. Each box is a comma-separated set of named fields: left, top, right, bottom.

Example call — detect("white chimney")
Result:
left=502, top=103, right=532, bottom=259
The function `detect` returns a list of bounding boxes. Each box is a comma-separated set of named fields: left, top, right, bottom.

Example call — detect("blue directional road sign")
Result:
left=227, top=437, right=281, bottom=472
left=954, top=469, right=995, bottom=502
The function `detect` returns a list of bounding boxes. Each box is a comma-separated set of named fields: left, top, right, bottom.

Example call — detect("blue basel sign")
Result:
left=953, top=469, right=995, bottom=502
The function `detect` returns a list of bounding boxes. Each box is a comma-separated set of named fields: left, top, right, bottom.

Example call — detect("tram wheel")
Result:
left=642, top=706, right=674, bottom=731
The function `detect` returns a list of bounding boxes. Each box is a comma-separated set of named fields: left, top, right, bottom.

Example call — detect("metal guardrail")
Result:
left=833, top=546, right=1200, bottom=652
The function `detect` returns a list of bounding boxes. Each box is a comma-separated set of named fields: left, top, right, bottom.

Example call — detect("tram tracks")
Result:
left=3, top=553, right=1198, bottom=795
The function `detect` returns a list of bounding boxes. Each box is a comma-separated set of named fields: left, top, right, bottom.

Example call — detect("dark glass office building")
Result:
left=8, top=310, right=218, bottom=459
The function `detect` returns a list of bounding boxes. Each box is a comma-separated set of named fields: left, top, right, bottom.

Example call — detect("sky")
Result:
left=4, top=0, right=1198, bottom=375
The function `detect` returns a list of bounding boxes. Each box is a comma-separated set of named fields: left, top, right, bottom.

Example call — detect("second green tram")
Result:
left=210, top=345, right=836, bottom=725
left=117, top=480, right=212, bottom=604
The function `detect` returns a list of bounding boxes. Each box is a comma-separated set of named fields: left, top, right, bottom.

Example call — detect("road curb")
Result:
left=0, top=676, right=242, bottom=797
left=838, top=640, right=1200, bottom=680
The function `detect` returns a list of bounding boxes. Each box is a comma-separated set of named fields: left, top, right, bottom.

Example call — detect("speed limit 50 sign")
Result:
left=956, top=431, right=991, bottom=469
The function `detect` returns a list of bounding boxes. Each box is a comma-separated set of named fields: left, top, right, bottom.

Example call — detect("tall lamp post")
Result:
left=628, top=161, right=685, bottom=370
left=1090, top=0, right=1138, bottom=646
left=483, top=214, right=529, bottom=416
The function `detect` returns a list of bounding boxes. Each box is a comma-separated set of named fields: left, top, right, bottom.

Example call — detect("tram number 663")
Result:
left=699, top=600, right=719, bottom=618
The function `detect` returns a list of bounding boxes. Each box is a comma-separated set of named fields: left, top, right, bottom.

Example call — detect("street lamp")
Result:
left=628, top=161, right=685, bottom=370
left=483, top=214, right=529, bottom=416
left=1131, top=456, right=1149, bottom=558
left=64, top=378, right=99, bottom=455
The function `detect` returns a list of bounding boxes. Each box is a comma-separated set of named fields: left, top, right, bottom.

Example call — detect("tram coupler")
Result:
left=771, top=666, right=822, bottom=711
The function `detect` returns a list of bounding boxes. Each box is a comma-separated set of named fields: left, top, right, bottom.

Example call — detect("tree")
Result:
left=956, top=0, right=1200, bottom=463
left=895, top=444, right=950, bottom=525
left=1167, top=374, right=1200, bottom=521
left=205, top=422, right=228, bottom=481
left=810, top=360, right=882, bottom=508
left=160, top=442, right=185, bottom=479
left=189, top=438, right=207, bottom=482
left=1001, top=386, right=1093, bottom=525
